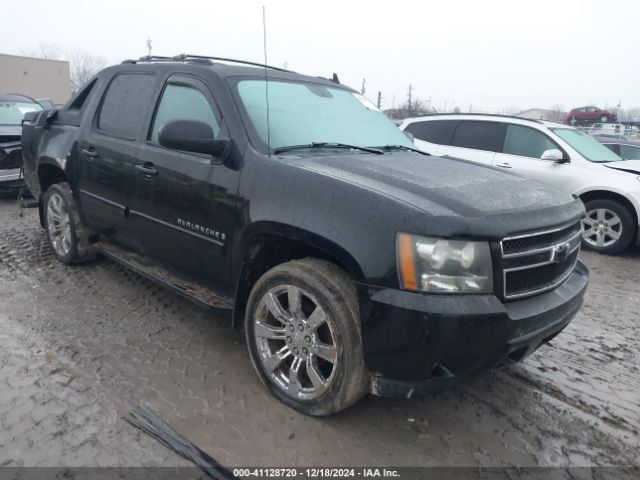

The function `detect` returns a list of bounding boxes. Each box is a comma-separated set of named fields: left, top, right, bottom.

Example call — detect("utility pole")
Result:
left=146, top=36, right=152, bottom=57
left=361, top=78, right=366, bottom=95
left=618, top=99, right=622, bottom=123
left=377, top=91, right=382, bottom=109
left=407, top=85, right=413, bottom=116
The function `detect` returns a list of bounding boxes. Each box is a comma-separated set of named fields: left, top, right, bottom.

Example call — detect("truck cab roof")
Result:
left=110, top=54, right=349, bottom=91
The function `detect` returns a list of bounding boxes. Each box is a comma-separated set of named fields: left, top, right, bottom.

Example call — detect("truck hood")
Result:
left=604, top=160, right=640, bottom=175
left=0, top=125, right=22, bottom=145
left=292, top=151, right=584, bottom=238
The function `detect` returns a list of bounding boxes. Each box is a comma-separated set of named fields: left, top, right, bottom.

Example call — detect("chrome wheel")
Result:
left=46, top=192, right=72, bottom=257
left=582, top=208, right=622, bottom=248
left=253, top=285, right=337, bottom=401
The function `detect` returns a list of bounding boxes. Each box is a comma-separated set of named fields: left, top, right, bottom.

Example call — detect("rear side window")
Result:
left=620, top=144, right=640, bottom=160
left=149, top=84, right=220, bottom=144
left=502, top=125, right=560, bottom=158
left=603, top=144, right=620, bottom=155
left=405, top=120, right=457, bottom=145
left=450, top=121, right=506, bottom=152
left=98, top=73, right=155, bottom=140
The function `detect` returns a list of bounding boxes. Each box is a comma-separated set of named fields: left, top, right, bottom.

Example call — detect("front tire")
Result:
left=581, top=199, right=635, bottom=254
left=245, top=259, right=369, bottom=416
left=43, top=182, right=96, bottom=264
left=600, top=115, right=609, bottom=123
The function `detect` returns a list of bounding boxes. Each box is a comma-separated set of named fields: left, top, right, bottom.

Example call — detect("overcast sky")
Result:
left=3, top=0, right=639, bottom=112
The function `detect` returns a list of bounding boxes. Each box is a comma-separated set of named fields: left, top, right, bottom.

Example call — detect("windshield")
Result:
left=0, top=100, right=43, bottom=125
left=551, top=128, right=622, bottom=162
left=236, top=79, right=412, bottom=153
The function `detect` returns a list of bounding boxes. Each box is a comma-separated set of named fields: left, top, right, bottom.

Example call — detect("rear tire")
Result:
left=43, top=182, right=96, bottom=264
left=244, top=258, right=369, bottom=416
left=581, top=199, right=635, bottom=254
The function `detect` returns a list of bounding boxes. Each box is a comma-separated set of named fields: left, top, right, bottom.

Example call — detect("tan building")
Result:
left=0, top=53, right=71, bottom=105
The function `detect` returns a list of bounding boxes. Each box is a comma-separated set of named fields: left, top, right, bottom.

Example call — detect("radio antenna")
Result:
left=262, top=6, right=271, bottom=158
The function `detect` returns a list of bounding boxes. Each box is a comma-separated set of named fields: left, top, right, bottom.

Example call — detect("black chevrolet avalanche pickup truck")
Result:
left=21, top=55, right=589, bottom=415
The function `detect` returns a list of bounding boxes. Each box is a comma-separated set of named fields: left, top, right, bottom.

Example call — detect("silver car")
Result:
left=0, top=94, right=43, bottom=197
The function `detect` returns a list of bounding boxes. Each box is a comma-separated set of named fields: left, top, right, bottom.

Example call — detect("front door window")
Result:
left=149, top=84, right=220, bottom=145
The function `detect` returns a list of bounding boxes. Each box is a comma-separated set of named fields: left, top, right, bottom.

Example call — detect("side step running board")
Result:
left=96, top=242, right=234, bottom=312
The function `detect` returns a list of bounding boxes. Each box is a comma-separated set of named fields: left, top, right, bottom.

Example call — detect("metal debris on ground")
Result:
left=124, top=405, right=237, bottom=480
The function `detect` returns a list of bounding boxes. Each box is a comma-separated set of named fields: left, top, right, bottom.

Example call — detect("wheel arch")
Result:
left=578, top=190, right=639, bottom=222
left=231, top=222, right=366, bottom=328
left=37, top=161, right=68, bottom=227
left=578, top=189, right=640, bottom=241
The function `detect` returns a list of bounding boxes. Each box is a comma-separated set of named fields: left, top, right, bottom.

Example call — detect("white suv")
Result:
left=400, top=114, right=640, bottom=254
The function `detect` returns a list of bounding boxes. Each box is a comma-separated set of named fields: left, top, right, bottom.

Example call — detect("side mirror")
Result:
left=158, top=120, right=230, bottom=159
left=541, top=149, right=568, bottom=163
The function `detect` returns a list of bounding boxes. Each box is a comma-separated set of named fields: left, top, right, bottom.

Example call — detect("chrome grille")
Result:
left=0, top=149, right=22, bottom=170
left=500, top=222, right=582, bottom=300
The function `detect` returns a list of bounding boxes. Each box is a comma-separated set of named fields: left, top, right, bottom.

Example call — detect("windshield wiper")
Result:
left=273, top=142, right=384, bottom=155
left=370, top=145, right=431, bottom=156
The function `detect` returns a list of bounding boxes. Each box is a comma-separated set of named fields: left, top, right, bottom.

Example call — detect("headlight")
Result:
left=396, top=233, right=493, bottom=293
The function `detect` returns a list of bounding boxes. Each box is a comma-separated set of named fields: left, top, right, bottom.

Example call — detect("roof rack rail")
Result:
left=416, top=112, right=545, bottom=124
left=122, top=55, right=212, bottom=65
left=122, top=54, right=292, bottom=73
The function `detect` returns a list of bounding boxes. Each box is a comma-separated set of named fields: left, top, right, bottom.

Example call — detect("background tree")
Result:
left=618, top=107, right=640, bottom=123
left=21, top=42, right=64, bottom=60
left=68, top=49, right=106, bottom=92
left=547, top=104, right=566, bottom=122
left=384, top=85, right=435, bottom=119
left=21, top=43, right=106, bottom=93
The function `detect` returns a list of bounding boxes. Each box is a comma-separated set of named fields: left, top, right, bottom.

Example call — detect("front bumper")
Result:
left=359, top=260, right=589, bottom=398
left=0, top=168, right=24, bottom=197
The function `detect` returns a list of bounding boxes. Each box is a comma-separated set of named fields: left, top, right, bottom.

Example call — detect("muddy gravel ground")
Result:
left=0, top=198, right=638, bottom=469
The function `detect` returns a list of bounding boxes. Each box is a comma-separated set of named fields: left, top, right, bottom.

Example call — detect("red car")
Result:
left=567, top=106, right=617, bottom=125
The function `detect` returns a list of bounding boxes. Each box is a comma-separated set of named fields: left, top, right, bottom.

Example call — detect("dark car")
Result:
left=567, top=106, right=617, bottom=125
left=0, top=94, right=43, bottom=197
left=597, top=137, right=640, bottom=160
left=21, top=55, right=588, bottom=415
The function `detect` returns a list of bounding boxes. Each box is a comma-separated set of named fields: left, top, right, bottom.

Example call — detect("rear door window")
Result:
left=502, top=124, right=561, bottom=158
left=97, top=73, right=156, bottom=140
left=450, top=121, right=507, bottom=152
left=404, top=120, right=458, bottom=145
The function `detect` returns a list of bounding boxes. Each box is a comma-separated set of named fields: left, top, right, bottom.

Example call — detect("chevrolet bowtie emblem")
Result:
left=551, top=242, right=572, bottom=263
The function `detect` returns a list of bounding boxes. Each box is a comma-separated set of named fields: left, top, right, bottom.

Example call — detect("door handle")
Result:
left=81, top=147, right=99, bottom=159
left=135, top=163, right=159, bottom=177
left=495, top=162, right=512, bottom=169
